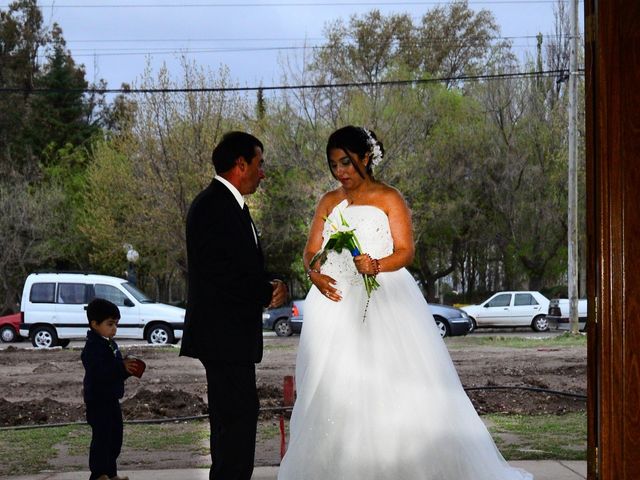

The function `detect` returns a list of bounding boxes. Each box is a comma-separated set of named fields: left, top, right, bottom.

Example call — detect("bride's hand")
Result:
left=353, top=254, right=377, bottom=275
left=309, top=271, right=342, bottom=302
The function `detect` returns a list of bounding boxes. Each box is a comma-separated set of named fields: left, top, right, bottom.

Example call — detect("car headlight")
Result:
left=460, top=311, right=469, bottom=319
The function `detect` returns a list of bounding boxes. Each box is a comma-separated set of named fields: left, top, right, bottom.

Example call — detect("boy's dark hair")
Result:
left=87, top=298, right=121, bottom=326
left=211, top=131, right=264, bottom=174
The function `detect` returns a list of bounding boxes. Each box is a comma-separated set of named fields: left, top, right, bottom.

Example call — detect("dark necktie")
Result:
left=243, top=204, right=258, bottom=245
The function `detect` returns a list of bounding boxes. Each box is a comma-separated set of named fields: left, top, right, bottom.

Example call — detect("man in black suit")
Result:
left=180, top=131, right=287, bottom=480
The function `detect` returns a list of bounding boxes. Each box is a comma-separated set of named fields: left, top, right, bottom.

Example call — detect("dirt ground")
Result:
left=0, top=335, right=587, bottom=471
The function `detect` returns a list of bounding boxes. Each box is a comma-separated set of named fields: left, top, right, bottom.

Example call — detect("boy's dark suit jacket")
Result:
left=81, top=329, right=130, bottom=403
left=180, top=178, right=273, bottom=365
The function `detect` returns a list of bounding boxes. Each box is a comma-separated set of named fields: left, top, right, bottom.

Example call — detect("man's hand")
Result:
left=269, top=280, right=288, bottom=308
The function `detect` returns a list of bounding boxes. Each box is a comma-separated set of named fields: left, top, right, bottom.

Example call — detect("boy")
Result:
left=81, top=298, right=136, bottom=480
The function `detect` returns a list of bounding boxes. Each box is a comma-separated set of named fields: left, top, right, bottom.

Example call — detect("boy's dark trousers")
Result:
left=86, top=399, right=123, bottom=480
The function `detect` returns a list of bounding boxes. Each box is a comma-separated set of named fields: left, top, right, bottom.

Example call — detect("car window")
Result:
left=514, top=293, right=538, bottom=306
left=57, top=283, right=90, bottom=304
left=94, top=284, right=130, bottom=307
left=122, top=282, right=153, bottom=303
left=30, top=283, right=56, bottom=303
left=486, top=294, right=512, bottom=307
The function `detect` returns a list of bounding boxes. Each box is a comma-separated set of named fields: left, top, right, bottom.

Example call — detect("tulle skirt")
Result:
left=278, top=268, right=533, bottom=480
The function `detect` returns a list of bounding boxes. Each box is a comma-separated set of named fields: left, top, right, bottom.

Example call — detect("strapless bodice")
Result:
left=319, top=199, right=394, bottom=285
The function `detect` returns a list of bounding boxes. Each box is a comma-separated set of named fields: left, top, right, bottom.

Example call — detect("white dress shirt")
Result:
left=214, top=176, right=257, bottom=244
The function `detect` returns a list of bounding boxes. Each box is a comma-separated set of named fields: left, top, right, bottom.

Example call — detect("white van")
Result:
left=19, top=272, right=185, bottom=348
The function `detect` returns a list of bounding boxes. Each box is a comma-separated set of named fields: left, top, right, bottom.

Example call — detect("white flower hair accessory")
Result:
left=362, top=127, right=383, bottom=167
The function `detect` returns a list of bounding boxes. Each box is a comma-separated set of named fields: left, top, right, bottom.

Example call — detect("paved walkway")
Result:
left=0, top=461, right=587, bottom=480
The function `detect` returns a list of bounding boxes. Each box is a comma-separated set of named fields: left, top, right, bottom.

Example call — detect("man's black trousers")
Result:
left=202, top=362, right=260, bottom=480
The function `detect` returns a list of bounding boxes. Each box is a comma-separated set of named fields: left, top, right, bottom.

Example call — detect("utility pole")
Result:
left=568, top=0, right=580, bottom=334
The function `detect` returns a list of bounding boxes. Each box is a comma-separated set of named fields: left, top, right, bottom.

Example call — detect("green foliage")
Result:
left=79, top=141, right=138, bottom=275
left=0, top=1, right=586, bottom=308
left=0, top=179, right=66, bottom=310
left=27, top=26, right=99, bottom=163
left=0, top=1, right=109, bottom=309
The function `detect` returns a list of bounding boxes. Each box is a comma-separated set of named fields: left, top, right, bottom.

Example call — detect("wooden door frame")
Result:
left=586, top=0, right=640, bottom=478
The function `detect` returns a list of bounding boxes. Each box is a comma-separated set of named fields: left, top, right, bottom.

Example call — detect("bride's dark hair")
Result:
left=326, top=126, right=384, bottom=180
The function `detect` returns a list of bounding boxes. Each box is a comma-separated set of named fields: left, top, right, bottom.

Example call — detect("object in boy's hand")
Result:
left=126, top=356, right=146, bottom=378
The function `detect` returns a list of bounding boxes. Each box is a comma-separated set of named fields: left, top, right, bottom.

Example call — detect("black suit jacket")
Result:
left=81, top=329, right=130, bottom=403
left=180, top=179, right=273, bottom=365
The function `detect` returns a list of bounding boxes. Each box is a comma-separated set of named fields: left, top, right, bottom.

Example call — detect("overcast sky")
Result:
left=27, top=1, right=583, bottom=90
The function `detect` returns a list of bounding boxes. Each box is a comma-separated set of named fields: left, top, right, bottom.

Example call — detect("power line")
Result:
left=61, top=33, right=564, bottom=44
left=45, top=33, right=574, bottom=58
left=58, top=43, right=560, bottom=58
left=67, top=37, right=325, bottom=43
left=0, top=68, right=583, bottom=95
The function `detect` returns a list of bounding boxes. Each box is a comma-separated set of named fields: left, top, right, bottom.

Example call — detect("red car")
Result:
left=0, top=312, right=22, bottom=343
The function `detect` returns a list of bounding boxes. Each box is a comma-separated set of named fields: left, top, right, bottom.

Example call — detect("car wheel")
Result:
left=0, top=326, right=16, bottom=343
left=531, top=315, right=549, bottom=332
left=147, top=323, right=174, bottom=345
left=468, top=318, right=477, bottom=333
left=274, top=318, right=293, bottom=337
left=434, top=317, right=450, bottom=338
left=31, top=326, right=58, bottom=348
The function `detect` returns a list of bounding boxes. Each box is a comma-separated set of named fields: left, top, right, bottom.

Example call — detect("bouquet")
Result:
left=309, top=212, right=380, bottom=297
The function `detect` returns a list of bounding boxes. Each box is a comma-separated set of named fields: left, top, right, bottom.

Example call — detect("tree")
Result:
left=81, top=59, right=248, bottom=301
left=400, top=0, right=500, bottom=84
left=27, top=24, right=100, bottom=165
left=0, top=179, right=65, bottom=312
left=0, top=0, right=46, bottom=175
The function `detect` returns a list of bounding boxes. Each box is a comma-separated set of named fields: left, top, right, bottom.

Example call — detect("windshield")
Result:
left=122, top=282, right=154, bottom=303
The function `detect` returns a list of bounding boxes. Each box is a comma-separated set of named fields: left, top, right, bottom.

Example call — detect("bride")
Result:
left=277, top=126, right=533, bottom=480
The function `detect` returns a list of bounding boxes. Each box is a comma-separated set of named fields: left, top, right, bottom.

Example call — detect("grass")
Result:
left=0, top=413, right=587, bottom=475
left=485, top=411, right=587, bottom=460
left=263, top=343, right=296, bottom=351
left=124, top=422, right=210, bottom=452
left=258, top=421, right=282, bottom=441
left=0, top=425, right=79, bottom=475
left=0, top=421, right=211, bottom=476
left=0, top=419, right=286, bottom=475
left=446, top=332, right=587, bottom=349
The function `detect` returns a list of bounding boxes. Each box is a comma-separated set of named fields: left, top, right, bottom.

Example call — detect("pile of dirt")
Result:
left=0, top=389, right=210, bottom=427
left=0, top=397, right=84, bottom=426
left=32, top=362, right=63, bottom=373
left=0, top=336, right=587, bottom=427
left=121, top=388, right=208, bottom=419
left=467, top=388, right=586, bottom=415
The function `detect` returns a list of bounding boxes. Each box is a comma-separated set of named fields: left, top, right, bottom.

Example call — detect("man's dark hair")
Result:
left=87, top=298, right=121, bottom=326
left=211, top=131, right=264, bottom=174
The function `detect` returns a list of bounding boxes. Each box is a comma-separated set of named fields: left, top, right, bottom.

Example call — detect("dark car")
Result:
left=0, top=312, right=23, bottom=343
left=428, top=303, right=473, bottom=338
left=262, top=304, right=294, bottom=337
left=289, top=300, right=304, bottom=334
left=262, top=300, right=306, bottom=337
left=265, top=300, right=470, bottom=339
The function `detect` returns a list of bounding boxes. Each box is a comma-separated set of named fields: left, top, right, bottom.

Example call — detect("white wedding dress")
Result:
left=277, top=200, right=533, bottom=480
